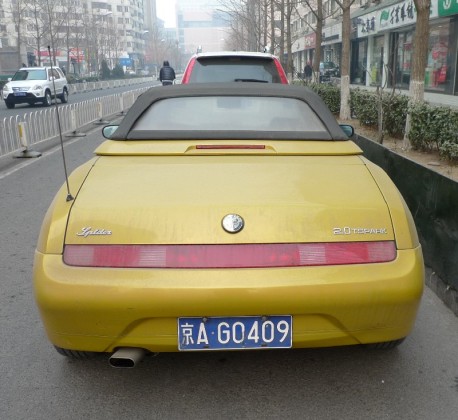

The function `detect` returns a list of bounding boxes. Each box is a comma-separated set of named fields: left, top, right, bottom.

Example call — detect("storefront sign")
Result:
left=379, top=0, right=416, bottom=30
left=356, top=0, right=439, bottom=38
left=438, top=0, right=458, bottom=16
left=304, top=33, right=316, bottom=50
left=69, top=48, right=85, bottom=63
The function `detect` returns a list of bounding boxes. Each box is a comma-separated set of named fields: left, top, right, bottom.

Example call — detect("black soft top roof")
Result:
left=110, top=83, right=349, bottom=141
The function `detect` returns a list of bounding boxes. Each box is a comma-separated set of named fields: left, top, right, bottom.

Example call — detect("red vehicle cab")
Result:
left=181, top=51, right=289, bottom=84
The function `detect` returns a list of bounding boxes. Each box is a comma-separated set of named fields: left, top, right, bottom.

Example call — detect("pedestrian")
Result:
left=304, top=61, right=313, bottom=83
left=159, top=60, right=176, bottom=86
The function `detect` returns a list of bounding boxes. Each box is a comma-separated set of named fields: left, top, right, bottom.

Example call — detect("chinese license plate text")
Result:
left=178, top=315, right=292, bottom=351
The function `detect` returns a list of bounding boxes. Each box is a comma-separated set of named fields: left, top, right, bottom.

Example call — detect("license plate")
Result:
left=14, top=92, right=26, bottom=96
left=178, top=315, right=292, bottom=351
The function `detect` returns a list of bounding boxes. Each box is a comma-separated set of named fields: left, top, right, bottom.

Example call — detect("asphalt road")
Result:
left=1, top=125, right=458, bottom=420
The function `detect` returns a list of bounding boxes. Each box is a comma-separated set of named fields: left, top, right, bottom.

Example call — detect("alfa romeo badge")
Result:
left=222, top=214, right=244, bottom=233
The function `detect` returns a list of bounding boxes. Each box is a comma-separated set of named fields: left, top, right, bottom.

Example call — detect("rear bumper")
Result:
left=33, top=247, right=424, bottom=353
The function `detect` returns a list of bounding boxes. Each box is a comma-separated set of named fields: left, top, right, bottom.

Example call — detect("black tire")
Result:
left=59, top=88, right=68, bottom=103
left=5, top=101, right=15, bottom=109
left=54, top=345, right=95, bottom=359
left=43, top=90, right=52, bottom=107
left=364, top=338, right=405, bottom=350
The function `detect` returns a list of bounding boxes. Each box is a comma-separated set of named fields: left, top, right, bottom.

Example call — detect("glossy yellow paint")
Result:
left=95, top=139, right=364, bottom=156
left=33, top=138, right=424, bottom=354
left=34, top=247, right=423, bottom=352
left=63, top=154, right=395, bottom=246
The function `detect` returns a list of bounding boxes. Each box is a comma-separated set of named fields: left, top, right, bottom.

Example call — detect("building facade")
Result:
left=176, top=0, right=230, bottom=64
left=0, top=0, right=150, bottom=75
left=292, top=0, right=458, bottom=97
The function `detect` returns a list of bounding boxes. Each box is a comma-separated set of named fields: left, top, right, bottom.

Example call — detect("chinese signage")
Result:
left=379, top=0, right=416, bottom=30
left=438, top=0, right=458, bottom=16
left=356, top=0, right=441, bottom=38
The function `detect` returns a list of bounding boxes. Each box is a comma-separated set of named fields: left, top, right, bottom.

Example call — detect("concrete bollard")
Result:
left=94, top=101, right=109, bottom=124
left=14, top=121, right=41, bottom=158
left=67, top=109, right=86, bottom=137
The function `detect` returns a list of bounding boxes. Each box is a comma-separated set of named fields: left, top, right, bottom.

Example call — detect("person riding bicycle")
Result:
left=159, top=61, right=176, bottom=86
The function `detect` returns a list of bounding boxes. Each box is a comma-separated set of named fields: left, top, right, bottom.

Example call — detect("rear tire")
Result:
left=43, top=90, right=52, bottom=107
left=59, top=88, right=68, bottom=103
left=54, top=346, right=95, bottom=359
left=364, top=338, right=405, bottom=350
left=5, top=101, right=15, bottom=109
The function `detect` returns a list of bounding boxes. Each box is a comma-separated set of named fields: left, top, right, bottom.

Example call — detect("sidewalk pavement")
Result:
left=350, top=84, right=458, bottom=110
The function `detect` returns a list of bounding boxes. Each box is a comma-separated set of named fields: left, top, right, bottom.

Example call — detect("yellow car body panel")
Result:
left=33, top=84, right=424, bottom=356
left=34, top=140, right=424, bottom=353
left=63, top=154, right=395, bottom=246
left=34, top=247, right=423, bottom=352
left=94, top=139, right=363, bottom=156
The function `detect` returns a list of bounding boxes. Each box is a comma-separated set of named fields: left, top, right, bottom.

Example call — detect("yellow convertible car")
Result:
left=33, top=83, right=424, bottom=367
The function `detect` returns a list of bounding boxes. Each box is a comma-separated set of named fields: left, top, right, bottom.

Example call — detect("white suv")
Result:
left=2, top=67, right=69, bottom=109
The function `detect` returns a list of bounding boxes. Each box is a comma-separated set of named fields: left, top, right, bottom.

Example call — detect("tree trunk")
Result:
left=270, top=1, right=275, bottom=54
left=339, top=2, right=352, bottom=120
left=313, top=0, right=323, bottom=83
left=286, top=0, right=293, bottom=78
left=403, top=0, right=431, bottom=149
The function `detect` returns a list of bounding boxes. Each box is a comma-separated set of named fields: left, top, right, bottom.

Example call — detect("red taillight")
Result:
left=196, top=145, right=265, bottom=150
left=273, top=58, right=289, bottom=84
left=63, top=242, right=396, bottom=269
left=181, top=57, right=196, bottom=84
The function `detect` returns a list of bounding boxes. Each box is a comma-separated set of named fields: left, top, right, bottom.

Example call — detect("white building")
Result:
left=0, top=0, right=150, bottom=75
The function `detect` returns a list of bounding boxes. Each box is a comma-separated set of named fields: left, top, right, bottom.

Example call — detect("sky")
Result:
left=156, top=0, right=177, bottom=28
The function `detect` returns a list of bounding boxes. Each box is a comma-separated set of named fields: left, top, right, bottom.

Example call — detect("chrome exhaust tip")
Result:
left=109, top=348, right=147, bottom=368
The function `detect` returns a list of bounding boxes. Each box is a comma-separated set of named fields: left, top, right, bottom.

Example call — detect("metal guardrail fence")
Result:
left=0, top=78, right=154, bottom=158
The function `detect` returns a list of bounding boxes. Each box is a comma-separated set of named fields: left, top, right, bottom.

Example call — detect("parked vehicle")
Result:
left=320, top=61, right=340, bottom=82
left=181, top=51, right=289, bottom=84
left=2, top=67, right=69, bottom=108
left=34, top=83, right=423, bottom=367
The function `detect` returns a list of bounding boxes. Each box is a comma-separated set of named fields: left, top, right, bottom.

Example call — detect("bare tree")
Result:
left=6, top=0, right=30, bottom=67
left=41, top=0, right=70, bottom=66
left=403, top=0, right=431, bottom=148
left=26, top=0, right=50, bottom=66
left=300, top=0, right=333, bottom=83
left=218, top=0, right=269, bottom=51
left=334, top=0, right=357, bottom=121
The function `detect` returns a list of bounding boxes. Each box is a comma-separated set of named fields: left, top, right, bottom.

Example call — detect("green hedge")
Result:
left=409, top=102, right=458, bottom=160
left=294, top=81, right=458, bottom=162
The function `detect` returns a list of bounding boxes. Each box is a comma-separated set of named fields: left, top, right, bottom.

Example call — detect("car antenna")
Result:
left=47, top=45, right=73, bottom=202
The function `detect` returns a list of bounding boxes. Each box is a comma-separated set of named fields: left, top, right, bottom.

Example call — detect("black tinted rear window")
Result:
left=189, top=57, right=282, bottom=83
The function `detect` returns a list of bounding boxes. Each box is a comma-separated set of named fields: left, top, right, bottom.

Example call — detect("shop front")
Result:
left=350, top=0, right=458, bottom=95
left=321, top=23, right=342, bottom=73
left=304, top=33, right=316, bottom=66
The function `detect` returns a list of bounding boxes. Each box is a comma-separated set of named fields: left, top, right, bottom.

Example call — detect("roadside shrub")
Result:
left=409, top=103, right=458, bottom=161
left=440, top=141, right=458, bottom=160
left=100, top=60, right=111, bottom=79
left=350, top=88, right=378, bottom=126
left=382, top=94, right=408, bottom=138
left=297, top=81, right=457, bottom=162
left=308, top=83, right=340, bottom=113
left=111, top=64, right=125, bottom=78
left=66, top=74, right=83, bottom=84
